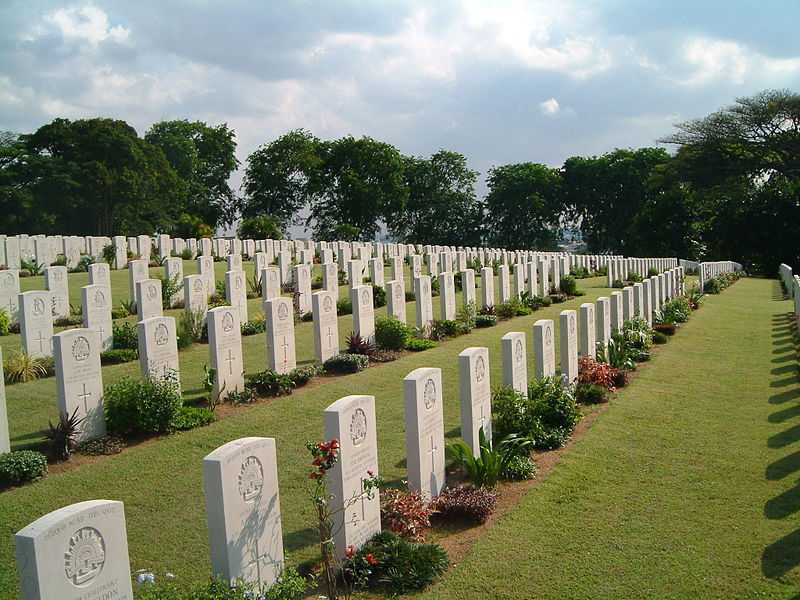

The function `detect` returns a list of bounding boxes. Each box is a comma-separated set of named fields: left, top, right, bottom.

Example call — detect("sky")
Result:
left=2, top=0, right=800, bottom=196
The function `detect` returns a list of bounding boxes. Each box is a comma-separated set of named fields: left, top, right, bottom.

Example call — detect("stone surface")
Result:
left=312, top=291, right=339, bottom=363
left=498, top=265, right=511, bottom=303
left=351, top=285, right=376, bottom=342
left=439, top=272, right=456, bottom=320
left=386, top=280, right=406, bottom=323
left=226, top=270, right=249, bottom=324
left=262, top=267, right=281, bottom=302
left=0, top=269, right=20, bottom=324
left=324, top=395, right=381, bottom=560
left=502, top=331, right=528, bottom=396
left=264, top=297, right=296, bottom=374
left=45, top=266, right=69, bottom=320
left=198, top=256, right=216, bottom=298
left=294, top=264, right=312, bottom=315
left=20, top=291, right=54, bottom=358
left=322, top=262, right=338, bottom=296
left=461, top=268, right=476, bottom=308
left=610, top=291, right=624, bottom=332
left=622, top=286, right=634, bottom=322
left=127, top=259, right=149, bottom=304
left=207, top=307, right=245, bottom=400
left=164, top=258, right=184, bottom=308
left=15, top=500, right=133, bottom=600
left=480, top=266, right=494, bottom=309
left=183, top=274, right=208, bottom=320
left=88, top=262, right=111, bottom=288
left=414, top=275, right=433, bottom=333
left=404, top=367, right=445, bottom=498
left=560, top=310, right=579, bottom=384
left=137, top=316, right=181, bottom=391
left=458, top=347, right=492, bottom=456
left=54, top=328, right=105, bottom=443
left=579, top=303, right=596, bottom=358
left=203, top=437, right=284, bottom=589
left=533, top=319, right=555, bottom=379
left=82, top=285, right=113, bottom=351
left=136, top=279, right=163, bottom=321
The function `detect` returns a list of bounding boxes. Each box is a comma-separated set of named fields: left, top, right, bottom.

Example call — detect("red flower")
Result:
left=345, top=545, right=355, bottom=559
left=365, top=553, right=379, bottom=566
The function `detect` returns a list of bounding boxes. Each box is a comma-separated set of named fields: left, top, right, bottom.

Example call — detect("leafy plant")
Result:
left=336, top=297, right=353, bottom=315
left=659, top=297, right=691, bottom=324
left=560, top=274, right=579, bottom=296
left=405, top=337, right=437, bottom=352
left=372, top=284, right=387, bottom=308
left=180, top=309, right=206, bottom=344
left=161, top=274, right=183, bottom=309
left=76, top=255, right=95, bottom=272
left=578, top=355, right=619, bottom=391
left=45, top=407, right=86, bottom=461
left=653, top=330, right=669, bottom=344
left=375, top=317, right=411, bottom=351
left=0, top=450, right=48, bottom=487
left=323, top=353, right=369, bottom=373
left=102, top=243, right=116, bottom=265
left=247, top=273, right=263, bottom=298
left=104, top=375, right=183, bottom=437
left=20, top=258, right=43, bottom=275
left=596, top=332, right=636, bottom=371
left=120, top=299, right=137, bottom=316
left=575, top=383, right=608, bottom=404
left=431, top=485, right=497, bottom=524
left=380, top=487, right=433, bottom=541
left=430, top=319, right=460, bottom=340
left=502, top=454, right=538, bottom=480
left=446, top=428, right=533, bottom=488
left=172, top=406, right=215, bottom=430
left=475, top=314, right=497, bottom=327
left=346, top=332, right=377, bottom=357
left=0, top=308, right=9, bottom=336
left=245, top=369, right=295, bottom=397
left=495, top=299, right=530, bottom=319
left=288, top=364, right=321, bottom=387
left=3, top=351, right=49, bottom=384
left=113, top=321, right=139, bottom=350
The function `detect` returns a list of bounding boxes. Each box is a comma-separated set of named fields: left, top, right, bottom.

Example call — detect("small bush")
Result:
left=288, top=364, right=321, bottom=388
left=612, top=279, right=624, bottom=289
left=627, top=272, right=643, bottom=283
left=172, top=406, right=215, bottom=430
left=245, top=369, right=294, bottom=397
left=380, top=487, right=433, bottom=541
left=654, top=323, right=676, bottom=336
left=475, top=314, right=497, bottom=328
left=4, top=351, right=49, bottom=384
left=430, top=319, right=460, bottom=341
left=299, top=311, right=313, bottom=322
left=405, top=337, right=437, bottom=352
left=345, top=531, right=448, bottom=595
left=104, top=376, right=183, bottom=437
left=323, top=353, right=369, bottom=374
left=241, top=318, right=266, bottom=336
left=0, top=308, right=8, bottom=336
left=113, top=321, right=138, bottom=350
left=647, top=267, right=659, bottom=277
left=179, top=309, right=205, bottom=345
left=431, top=485, right=497, bottom=524
left=46, top=407, right=85, bottom=461
left=578, top=356, right=619, bottom=391
left=0, top=450, right=48, bottom=487
left=54, top=315, right=82, bottom=327
left=372, top=285, right=387, bottom=308
left=137, top=570, right=306, bottom=600
left=346, top=332, right=377, bottom=357
left=375, top=317, right=411, bottom=351
left=502, top=454, right=537, bottom=481
left=337, top=297, right=353, bottom=315
left=560, top=275, right=578, bottom=296
left=653, top=331, right=669, bottom=344
left=495, top=299, right=530, bottom=320
left=575, top=383, right=608, bottom=404
left=659, top=297, right=691, bottom=324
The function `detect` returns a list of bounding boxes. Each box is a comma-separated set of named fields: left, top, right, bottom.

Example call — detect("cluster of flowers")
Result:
left=306, top=438, right=340, bottom=480
left=578, top=356, right=619, bottom=391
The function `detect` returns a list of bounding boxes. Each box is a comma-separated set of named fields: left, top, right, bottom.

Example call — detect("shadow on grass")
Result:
left=763, top=306, right=800, bottom=579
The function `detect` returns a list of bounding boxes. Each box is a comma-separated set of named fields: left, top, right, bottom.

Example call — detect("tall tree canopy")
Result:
left=484, top=162, right=562, bottom=250
left=145, top=119, right=239, bottom=230
left=391, top=150, right=483, bottom=246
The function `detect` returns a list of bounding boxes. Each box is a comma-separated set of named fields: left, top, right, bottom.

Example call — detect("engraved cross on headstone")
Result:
left=326, top=327, right=333, bottom=349
left=226, top=348, right=236, bottom=375
left=78, top=383, right=92, bottom=413
left=34, top=330, right=46, bottom=353
left=428, top=435, right=438, bottom=471
left=280, top=336, right=289, bottom=363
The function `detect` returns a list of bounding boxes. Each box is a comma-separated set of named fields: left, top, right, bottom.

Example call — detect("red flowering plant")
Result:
left=305, top=439, right=382, bottom=600
left=578, top=356, right=618, bottom=391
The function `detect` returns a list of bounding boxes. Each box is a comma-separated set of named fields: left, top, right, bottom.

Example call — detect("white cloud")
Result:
left=32, top=4, right=130, bottom=46
left=540, top=97, right=560, bottom=115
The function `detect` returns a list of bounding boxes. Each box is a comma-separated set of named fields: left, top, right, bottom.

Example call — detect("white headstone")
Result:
left=386, top=280, right=406, bottom=323
left=439, top=272, right=456, bottom=320
left=293, top=264, right=312, bottom=315
left=88, top=262, right=111, bottom=288
left=137, top=316, right=181, bottom=390
left=502, top=332, right=528, bottom=396
left=183, top=274, right=208, bottom=320
left=198, top=256, right=216, bottom=298
left=404, top=367, right=445, bottom=498
left=414, top=275, right=433, bottom=333
left=0, top=269, right=20, bottom=324
left=262, top=267, right=281, bottom=302
left=458, top=347, right=492, bottom=456
left=127, top=259, right=149, bottom=304
left=324, top=395, right=381, bottom=560
left=15, top=500, right=133, bottom=600
left=82, top=285, right=113, bottom=351
left=20, top=291, right=53, bottom=358
left=164, top=258, right=184, bottom=308
left=480, top=266, right=494, bottom=309
left=533, top=319, right=555, bottom=379
left=610, top=291, right=624, bottom=333
left=136, top=279, right=163, bottom=321
left=579, top=303, right=596, bottom=359
left=560, top=310, right=579, bottom=384
left=54, top=328, right=105, bottom=442
left=351, top=285, right=375, bottom=343
left=312, top=291, right=339, bottom=363
left=264, top=297, right=296, bottom=374
left=207, top=307, right=244, bottom=400
left=226, top=270, right=249, bottom=324
left=45, top=266, right=69, bottom=320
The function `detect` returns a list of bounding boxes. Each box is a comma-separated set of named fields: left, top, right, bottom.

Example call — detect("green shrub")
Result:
left=288, top=364, right=321, bottom=387
left=299, top=311, right=313, bottom=322
left=541, top=296, right=552, bottom=307
left=647, top=267, right=659, bottom=277
left=172, top=406, right=215, bottom=430
left=653, top=331, right=669, bottom=344
left=179, top=309, right=205, bottom=345
left=54, top=315, right=83, bottom=327
left=430, top=319, right=461, bottom=340
left=0, top=308, right=9, bottom=336
left=137, top=569, right=306, bottom=600
left=627, top=272, right=643, bottom=283
left=180, top=248, right=193, bottom=260
left=161, top=275, right=183, bottom=310
left=375, top=316, right=411, bottom=351
left=560, top=275, right=578, bottom=296
left=502, top=454, right=537, bottom=481
left=113, top=321, right=138, bottom=350
left=575, top=383, right=608, bottom=404
left=495, top=299, right=530, bottom=319
left=104, top=376, right=183, bottom=437
left=372, top=285, right=387, bottom=308
left=659, top=297, right=691, bottom=324
left=654, top=323, right=676, bottom=336
left=405, top=337, right=437, bottom=352
left=475, top=314, right=497, bottom=328
left=323, top=353, right=369, bottom=374
left=245, top=370, right=294, bottom=397
left=241, top=318, right=266, bottom=336
left=0, top=450, right=48, bottom=487
left=345, top=531, right=449, bottom=595
left=336, top=297, right=352, bottom=315
left=100, top=349, right=138, bottom=365
left=612, top=280, right=624, bottom=289
left=3, top=351, right=49, bottom=384
left=447, top=429, right=533, bottom=489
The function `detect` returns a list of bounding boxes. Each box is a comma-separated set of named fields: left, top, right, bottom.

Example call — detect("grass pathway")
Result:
left=421, top=277, right=800, bottom=599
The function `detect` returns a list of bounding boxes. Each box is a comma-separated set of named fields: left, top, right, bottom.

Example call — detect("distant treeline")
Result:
left=1, top=89, right=798, bottom=274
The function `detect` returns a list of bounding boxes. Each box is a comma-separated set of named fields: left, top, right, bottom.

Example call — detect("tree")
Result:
left=7, top=118, right=183, bottom=235
left=240, top=129, right=322, bottom=234
left=145, top=119, right=239, bottom=230
left=238, top=215, right=283, bottom=240
left=392, top=150, right=483, bottom=246
left=484, top=163, right=561, bottom=250
left=309, top=136, right=407, bottom=241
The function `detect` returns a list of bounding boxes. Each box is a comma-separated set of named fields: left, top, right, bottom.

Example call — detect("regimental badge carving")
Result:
left=475, top=356, right=486, bottom=383
left=361, top=288, right=370, bottom=306
left=515, top=339, right=524, bottom=364
left=64, top=527, right=105, bottom=587
left=155, top=323, right=169, bottom=346
left=147, top=284, right=158, bottom=300
left=0, top=272, right=13, bottom=288
left=222, top=311, right=234, bottom=333
left=194, top=279, right=204, bottom=293
left=350, top=408, right=368, bottom=446
left=277, top=302, right=289, bottom=320
left=32, top=296, right=46, bottom=316
left=569, top=314, right=575, bottom=336
left=72, top=336, right=90, bottom=362
left=238, top=455, right=264, bottom=503
left=323, top=295, right=334, bottom=313
left=94, top=289, right=106, bottom=308
left=545, top=326, right=552, bottom=347
left=424, top=378, right=437, bottom=410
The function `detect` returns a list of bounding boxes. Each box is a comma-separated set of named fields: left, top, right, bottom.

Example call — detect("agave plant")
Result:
left=346, top=332, right=377, bottom=357
left=20, top=258, right=43, bottom=276
left=4, top=351, right=49, bottom=384
left=46, top=407, right=86, bottom=461
left=247, top=273, right=263, bottom=299
left=119, top=299, right=137, bottom=316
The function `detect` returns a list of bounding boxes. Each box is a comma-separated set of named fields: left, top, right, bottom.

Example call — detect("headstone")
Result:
left=480, top=266, right=494, bottom=309
left=312, top=291, right=339, bottom=363
left=264, top=297, right=296, bottom=374
left=641, top=279, right=652, bottom=325
left=137, top=316, right=181, bottom=390
left=88, top=262, right=111, bottom=288
left=45, top=266, right=69, bottom=320
left=386, top=280, right=406, bottom=323
left=136, top=279, right=163, bottom=321
left=207, top=307, right=244, bottom=400
left=137, top=234, right=151, bottom=260
left=502, top=332, right=528, bottom=396
left=198, top=255, right=215, bottom=298
left=113, top=235, right=127, bottom=269
left=322, top=263, right=338, bottom=296
left=293, top=264, right=312, bottom=315
left=439, top=272, right=456, bottom=320
left=559, top=310, right=579, bottom=384
left=20, top=291, right=53, bottom=358
left=622, top=287, right=634, bottom=322
left=324, top=395, right=381, bottom=560
left=262, top=267, right=280, bottom=302
left=538, top=259, right=550, bottom=296
left=404, top=367, right=445, bottom=498
left=183, top=274, right=208, bottom=320
left=511, top=265, right=525, bottom=299
left=533, top=319, right=555, bottom=379
left=351, top=285, right=375, bottom=343
left=203, top=437, right=284, bottom=589
left=498, top=265, right=511, bottom=303
left=579, top=303, right=596, bottom=359
left=82, top=285, right=113, bottom=351
left=369, top=258, right=384, bottom=289
left=0, top=269, right=20, bottom=324
left=347, top=259, right=363, bottom=287
left=610, top=291, right=624, bottom=332
left=459, top=347, right=492, bottom=456
left=5, top=237, right=21, bottom=269
left=127, top=259, right=149, bottom=305
left=15, top=500, right=133, bottom=600
left=226, top=270, right=249, bottom=324
left=633, top=282, right=644, bottom=320
left=461, top=268, right=476, bottom=309
left=414, top=275, right=433, bottom=333
left=54, top=328, right=105, bottom=442
left=227, top=253, right=243, bottom=273
left=164, top=257, right=184, bottom=308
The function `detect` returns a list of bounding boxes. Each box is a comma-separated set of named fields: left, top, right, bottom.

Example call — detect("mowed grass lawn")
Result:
left=421, top=277, right=800, bottom=599
left=0, top=268, right=613, bottom=598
